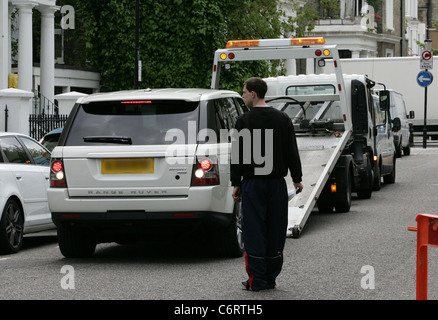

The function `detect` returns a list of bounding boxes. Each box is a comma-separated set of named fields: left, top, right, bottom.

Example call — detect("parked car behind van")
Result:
left=39, top=128, right=63, bottom=152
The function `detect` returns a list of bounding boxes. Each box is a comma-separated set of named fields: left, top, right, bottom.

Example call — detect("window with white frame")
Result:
left=386, top=0, right=394, bottom=31
left=405, top=0, right=418, bottom=19
left=385, top=49, right=394, bottom=57
left=354, top=0, right=364, bottom=16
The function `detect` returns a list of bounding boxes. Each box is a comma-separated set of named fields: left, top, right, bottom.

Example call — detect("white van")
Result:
left=378, top=90, right=414, bottom=157
left=371, top=94, right=396, bottom=189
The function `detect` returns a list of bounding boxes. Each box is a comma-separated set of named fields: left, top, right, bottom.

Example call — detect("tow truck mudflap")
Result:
left=319, top=154, right=353, bottom=202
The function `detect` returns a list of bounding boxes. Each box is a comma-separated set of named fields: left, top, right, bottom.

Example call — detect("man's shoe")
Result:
left=241, top=280, right=252, bottom=291
left=265, top=282, right=276, bottom=290
left=242, top=280, right=259, bottom=291
left=241, top=280, right=267, bottom=292
left=242, top=280, right=276, bottom=291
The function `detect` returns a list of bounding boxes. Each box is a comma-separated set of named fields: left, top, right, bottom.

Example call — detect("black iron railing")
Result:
left=29, top=114, right=67, bottom=141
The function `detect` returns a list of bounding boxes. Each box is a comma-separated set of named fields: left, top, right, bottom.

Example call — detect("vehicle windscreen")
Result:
left=281, top=101, right=343, bottom=123
left=64, top=100, right=199, bottom=146
left=271, top=84, right=343, bottom=132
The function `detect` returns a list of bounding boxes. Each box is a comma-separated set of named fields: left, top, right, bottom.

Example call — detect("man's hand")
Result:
left=294, top=182, right=304, bottom=194
left=232, top=186, right=241, bottom=202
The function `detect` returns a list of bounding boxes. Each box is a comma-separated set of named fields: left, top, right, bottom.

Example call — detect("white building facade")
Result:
left=305, top=0, right=426, bottom=59
left=1, top=0, right=59, bottom=102
left=0, top=0, right=100, bottom=112
left=0, top=0, right=100, bottom=136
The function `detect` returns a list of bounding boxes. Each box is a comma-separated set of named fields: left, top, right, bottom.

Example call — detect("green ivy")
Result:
left=75, top=0, right=310, bottom=92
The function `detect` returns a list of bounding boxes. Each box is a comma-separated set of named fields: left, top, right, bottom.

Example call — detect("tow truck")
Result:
left=211, top=37, right=384, bottom=238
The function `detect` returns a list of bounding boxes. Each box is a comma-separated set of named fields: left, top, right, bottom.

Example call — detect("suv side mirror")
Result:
left=379, top=90, right=390, bottom=111
left=409, top=110, right=415, bottom=119
left=392, top=117, right=402, bottom=131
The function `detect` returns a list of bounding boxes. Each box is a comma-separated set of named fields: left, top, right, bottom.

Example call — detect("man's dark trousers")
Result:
left=241, top=177, right=288, bottom=291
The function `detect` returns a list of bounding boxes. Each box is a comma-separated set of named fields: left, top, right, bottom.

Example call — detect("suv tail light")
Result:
left=50, top=158, right=67, bottom=188
left=191, top=156, right=219, bottom=186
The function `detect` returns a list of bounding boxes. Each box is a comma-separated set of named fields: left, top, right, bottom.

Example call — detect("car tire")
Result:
left=383, top=157, right=396, bottom=184
left=396, top=140, right=403, bottom=158
left=357, top=156, right=373, bottom=199
left=403, top=143, right=411, bottom=156
left=0, top=199, right=24, bottom=254
left=211, top=203, right=244, bottom=258
left=57, top=225, right=96, bottom=258
left=373, top=162, right=381, bottom=191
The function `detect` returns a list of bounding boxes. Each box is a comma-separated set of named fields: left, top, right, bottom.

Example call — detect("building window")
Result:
left=385, top=49, right=394, bottom=57
left=406, top=0, right=418, bottom=19
left=386, top=0, right=394, bottom=31
left=355, top=0, right=363, bottom=16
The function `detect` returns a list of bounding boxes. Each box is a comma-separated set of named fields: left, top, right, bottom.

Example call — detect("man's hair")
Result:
left=244, top=77, right=268, bottom=99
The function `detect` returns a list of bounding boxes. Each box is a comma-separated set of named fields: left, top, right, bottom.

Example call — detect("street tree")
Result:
left=75, top=0, right=316, bottom=91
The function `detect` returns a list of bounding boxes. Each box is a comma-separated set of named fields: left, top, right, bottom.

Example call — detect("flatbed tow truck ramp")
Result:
left=211, top=38, right=374, bottom=238
left=285, top=130, right=349, bottom=237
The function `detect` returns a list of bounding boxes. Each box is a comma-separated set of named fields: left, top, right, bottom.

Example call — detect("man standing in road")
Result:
left=231, top=77, right=303, bottom=291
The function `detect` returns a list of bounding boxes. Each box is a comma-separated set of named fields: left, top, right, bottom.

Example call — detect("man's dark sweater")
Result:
left=230, top=106, right=303, bottom=187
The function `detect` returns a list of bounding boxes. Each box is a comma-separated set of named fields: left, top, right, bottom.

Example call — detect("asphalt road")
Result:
left=2, top=146, right=438, bottom=304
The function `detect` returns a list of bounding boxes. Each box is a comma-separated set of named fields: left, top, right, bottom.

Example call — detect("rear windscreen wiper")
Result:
left=83, top=136, right=132, bottom=145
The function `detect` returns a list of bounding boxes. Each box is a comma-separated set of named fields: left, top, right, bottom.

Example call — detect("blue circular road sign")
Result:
left=417, top=71, right=433, bottom=87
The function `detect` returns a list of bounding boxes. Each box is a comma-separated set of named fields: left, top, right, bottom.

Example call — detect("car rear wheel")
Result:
left=210, top=203, right=244, bottom=258
left=57, top=225, right=96, bottom=258
left=0, top=199, right=24, bottom=254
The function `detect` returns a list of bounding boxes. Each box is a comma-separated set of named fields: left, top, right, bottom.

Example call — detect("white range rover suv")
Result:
left=48, top=88, right=247, bottom=258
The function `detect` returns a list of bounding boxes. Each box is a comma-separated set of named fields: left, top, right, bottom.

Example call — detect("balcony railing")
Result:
left=314, top=17, right=361, bottom=26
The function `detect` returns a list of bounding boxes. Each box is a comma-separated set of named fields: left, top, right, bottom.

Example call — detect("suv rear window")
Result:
left=64, top=100, right=199, bottom=146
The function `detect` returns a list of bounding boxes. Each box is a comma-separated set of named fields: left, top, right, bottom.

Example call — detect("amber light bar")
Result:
left=226, top=37, right=325, bottom=48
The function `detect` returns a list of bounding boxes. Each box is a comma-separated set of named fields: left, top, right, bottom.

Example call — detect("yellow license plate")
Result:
left=101, top=158, right=154, bottom=174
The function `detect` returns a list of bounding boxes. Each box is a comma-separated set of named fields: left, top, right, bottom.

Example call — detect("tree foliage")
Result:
left=75, top=0, right=310, bottom=92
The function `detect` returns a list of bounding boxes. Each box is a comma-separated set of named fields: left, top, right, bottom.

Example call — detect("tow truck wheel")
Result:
left=317, top=201, right=334, bottom=213
left=334, top=167, right=352, bottom=213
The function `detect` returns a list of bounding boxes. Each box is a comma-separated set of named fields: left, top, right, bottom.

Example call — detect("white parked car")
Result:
left=39, top=127, right=63, bottom=152
left=0, top=132, right=54, bottom=254
left=48, top=89, right=247, bottom=258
